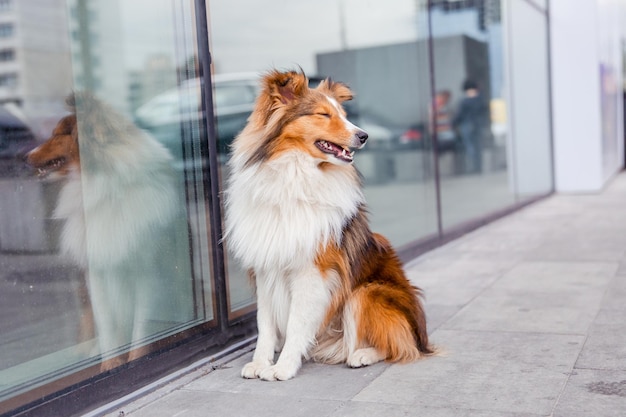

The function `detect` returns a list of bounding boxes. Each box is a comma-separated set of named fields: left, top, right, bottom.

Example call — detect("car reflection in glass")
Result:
left=135, top=73, right=398, bottom=166
left=0, top=105, right=37, bottom=177
left=134, top=73, right=259, bottom=164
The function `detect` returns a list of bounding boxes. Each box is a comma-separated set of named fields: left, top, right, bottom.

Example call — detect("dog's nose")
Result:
left=356, top=130, right=368, bottom=145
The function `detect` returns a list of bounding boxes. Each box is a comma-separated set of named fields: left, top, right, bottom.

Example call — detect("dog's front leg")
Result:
left=258, top=268, right=329, bottom=381
left=242, top=272, right=279, bottom=378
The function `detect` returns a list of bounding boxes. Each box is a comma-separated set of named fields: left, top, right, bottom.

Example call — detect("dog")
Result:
left=224, top=70, right=434, bottom=381
left=26, top=93, right=195, bottom=369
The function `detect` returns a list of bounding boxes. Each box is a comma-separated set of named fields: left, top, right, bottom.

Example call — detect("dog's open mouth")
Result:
left=315, top=140, right=355, bottom=163
left=34, top=157, right=66, bottom=178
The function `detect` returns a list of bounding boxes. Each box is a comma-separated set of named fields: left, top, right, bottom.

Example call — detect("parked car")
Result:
left=398, top=123, right=458, bottom=152
left=0, top=106, right=37, bottom=177
left=136, top=73, right=399, bottom=161
left=135, top=73, right=259, bottom=159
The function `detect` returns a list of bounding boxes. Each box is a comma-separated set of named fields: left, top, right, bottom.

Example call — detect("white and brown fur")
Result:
left=224, top=70, right=433, bottom=381
left=26, top=93, right=194, bottom=369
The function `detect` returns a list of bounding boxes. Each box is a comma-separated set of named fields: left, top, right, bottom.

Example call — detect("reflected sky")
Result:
left=119, top=0, right=177, bottom=69
left=102, top=0, right=422, bottom=75
left=207, top=0, right=422, bottom=74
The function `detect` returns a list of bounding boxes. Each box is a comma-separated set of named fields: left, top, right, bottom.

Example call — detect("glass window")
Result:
left=0, top=73, right=16, bottom=87
left=0, top=0, right=215, bottom=411
left=0, top=0, right=11, bottom=12
left=0, top=49, right=15, bottom=62
left=0, top=23, right=13, bottom=38
left=429, top=0, right=517, bottom=228
left=507, top=0, right=552, bottom=197
left=208, top=0, right=439, bottom=316
left=429, top=0, right=553, bottom=227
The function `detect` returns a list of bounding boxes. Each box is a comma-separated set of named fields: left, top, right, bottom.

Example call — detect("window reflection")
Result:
left=209, top=0, right=439, bottom=316
left=26, top=93, right=198, bottom=367
left=453, top=79, right=491, bottom=174
left=0, top=0, right=214, bottom=406
left=430, top=0, right=515, bottom=227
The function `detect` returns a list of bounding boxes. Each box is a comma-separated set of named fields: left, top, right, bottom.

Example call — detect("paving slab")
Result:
left=353, top=330, right=584, bottom=415
left=406, top=256, right=521, bottom=333
left=600, top=272, right=626, bottom=309
left=423, top=304, right=464, bottom=332
left=441, top=261, right=616, bottom=334
left=184, top=352, right=389, bottom=401
left=327, top=401, right=543, bottom=417
left=575, top=309, right=626, bottom=371
left=406, top=257, right=520, bottom=306
left=575, top=274, right=626, bottom=372
left=526, top=240, right=626, bottom=263
left=553, top=369, right=626, bottom=417
left=127, top=389, right=343, bottom=417
left=443, top=231, right=546, bottom=256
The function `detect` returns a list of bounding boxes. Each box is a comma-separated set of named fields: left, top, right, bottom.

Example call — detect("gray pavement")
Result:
left=101, top=173, right=626, bottom=417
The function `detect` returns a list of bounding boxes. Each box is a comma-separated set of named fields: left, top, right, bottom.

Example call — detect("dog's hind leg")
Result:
left=340, top=293, right=387, bottom=368
left=347, top=347, right=387, bottom=368
left=344, top=283, right=424, bottom=368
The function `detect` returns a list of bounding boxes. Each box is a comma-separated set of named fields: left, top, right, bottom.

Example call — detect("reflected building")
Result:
left=128, top=54, right=177, bottom=113
left=66, top=0, right=128, bottom=114
left=428, top=0, right=503, bottom=99
left=0, top=0, right=72, bottom=138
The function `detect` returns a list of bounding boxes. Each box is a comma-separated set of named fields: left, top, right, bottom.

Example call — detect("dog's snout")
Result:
left=22, top=146, right=37, bottom=163
left=356, top=130, right=368, bottom=145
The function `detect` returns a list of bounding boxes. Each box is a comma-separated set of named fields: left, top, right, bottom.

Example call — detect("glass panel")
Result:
left=208, top=0, right=438, bottom=317
left=0, top=0, right=214, bottom=409
left=528, top=0, right=547, bottom=10
left=508, top=0, right=552, bottom=198
left=430, top=0, right=517, bottom=228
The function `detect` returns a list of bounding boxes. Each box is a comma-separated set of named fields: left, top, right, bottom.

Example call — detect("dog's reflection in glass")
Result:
left=27, top=93, right=194, bottom=370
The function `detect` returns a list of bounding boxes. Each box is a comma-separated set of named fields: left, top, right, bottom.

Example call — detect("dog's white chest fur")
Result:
left=225, top=152, right=364, bottom=272
left=54, top=170, right=88, bottom=267
left=54, top=161, right=179, bottom=271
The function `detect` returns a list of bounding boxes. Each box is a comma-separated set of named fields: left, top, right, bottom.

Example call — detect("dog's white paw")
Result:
left=241, top=360, right=271, bottom=379
left=258, top=363, right=298, bottom=381
left=347, top=348, right=384, bottom=368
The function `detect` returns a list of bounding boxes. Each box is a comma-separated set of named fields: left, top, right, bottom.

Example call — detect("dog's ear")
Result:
left=264, top=69, right=309, bottom=106
left=318, top=78, right=353, bottom=103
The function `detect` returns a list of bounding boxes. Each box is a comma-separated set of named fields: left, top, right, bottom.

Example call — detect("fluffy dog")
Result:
left=27, top=93, right=195, bottom=368
left=225, top=70, right=433, bottom=381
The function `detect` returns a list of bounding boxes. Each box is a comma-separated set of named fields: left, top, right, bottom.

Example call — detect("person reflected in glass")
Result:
left=431, top=90, right=456, bottom=152
left=453, top=79, right=490, bottom=174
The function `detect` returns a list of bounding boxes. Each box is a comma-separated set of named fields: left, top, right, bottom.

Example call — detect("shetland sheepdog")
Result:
left=225, top=70, right=433, bottom=381
left=27, top=93, right=194, bottom=368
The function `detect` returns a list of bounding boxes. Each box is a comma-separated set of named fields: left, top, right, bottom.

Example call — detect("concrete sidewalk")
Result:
left=102, top=174, right=626, bottom=417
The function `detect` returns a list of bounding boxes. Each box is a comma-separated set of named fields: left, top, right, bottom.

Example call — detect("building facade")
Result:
left=0, top=0, right=623, bottom=416
left=0, top=0, right=73, bottom=139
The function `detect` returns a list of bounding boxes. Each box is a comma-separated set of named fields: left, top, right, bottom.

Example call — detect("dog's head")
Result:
left=240, top=70, right=368, bottom=167
left=27, top=92, right=163, bottom=178
left=26, top=112, right=79, bottom=179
